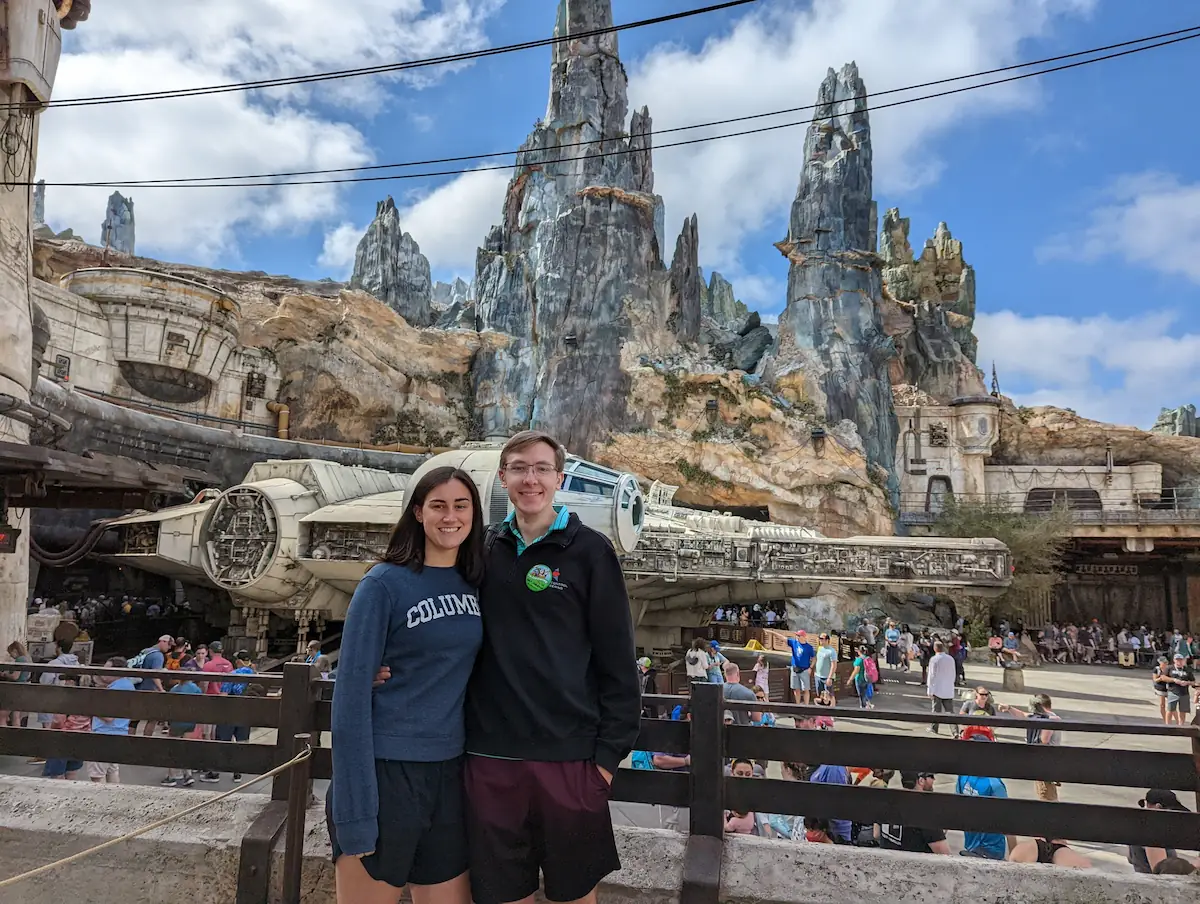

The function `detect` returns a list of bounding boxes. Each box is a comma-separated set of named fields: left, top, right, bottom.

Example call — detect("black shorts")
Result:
left=215, top=724, right=251, bottom=742
left=326, top=757, right=467, bottom=889
left=464, top=757, right=620, bottom=904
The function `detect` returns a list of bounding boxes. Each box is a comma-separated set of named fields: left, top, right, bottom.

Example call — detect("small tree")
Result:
left=933, top=497, right=1072, bottom=631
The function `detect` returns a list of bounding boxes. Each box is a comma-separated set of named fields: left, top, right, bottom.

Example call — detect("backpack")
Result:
left=631, top=750, right=655, bottom=771
left=863, top=656, right=879, bottom=684
left=127, top=646, right=156, bottom=670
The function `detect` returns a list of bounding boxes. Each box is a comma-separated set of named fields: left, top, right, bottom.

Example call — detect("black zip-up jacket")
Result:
left=465, top=513, right=640, bottom=774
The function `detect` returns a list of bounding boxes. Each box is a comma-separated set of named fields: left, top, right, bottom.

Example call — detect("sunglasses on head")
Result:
left=918, top=772, right=935, bottom=779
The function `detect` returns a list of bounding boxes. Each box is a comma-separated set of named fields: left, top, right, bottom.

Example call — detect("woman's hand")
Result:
left=372, top=666, right=391, bottom=687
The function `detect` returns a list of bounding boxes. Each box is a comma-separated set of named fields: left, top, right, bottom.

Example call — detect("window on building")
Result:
left=1024, top=488, right=1102, bottom=513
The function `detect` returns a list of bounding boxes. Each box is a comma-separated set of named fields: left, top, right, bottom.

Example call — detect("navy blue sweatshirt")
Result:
left=332, top=562, right=481, bottom=855
left=465, top=514, right=640, bottom=774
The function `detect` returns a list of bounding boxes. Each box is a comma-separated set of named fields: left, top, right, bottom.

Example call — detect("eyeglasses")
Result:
left=976, top=690, right=990, bottom=696
left=504, top=464, right=560, bottom=478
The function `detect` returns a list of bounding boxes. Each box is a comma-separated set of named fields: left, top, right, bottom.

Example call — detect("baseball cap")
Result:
left=210, top=641, right=223, bottom=652
left=158, top=634, right=173, bottom=644
left=709, top=640, right=720, bottom=649
left=637, top=656, right=652, bottom=669
left=795, top=629, right=807, bottom=637
left=1140, top=789, right=1190, bottom=812
left=1173, top=652, right=1187, bottom=660
left=723, top=709, right=735, bottom=722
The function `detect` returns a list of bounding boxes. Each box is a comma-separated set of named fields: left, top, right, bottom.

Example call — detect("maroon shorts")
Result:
left=464, top=756, right=620, bottom=904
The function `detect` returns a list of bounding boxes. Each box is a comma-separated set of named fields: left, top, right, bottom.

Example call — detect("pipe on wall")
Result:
left=266, top=401, right=289, bottom=440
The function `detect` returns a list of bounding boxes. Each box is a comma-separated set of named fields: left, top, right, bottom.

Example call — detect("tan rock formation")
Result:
left=993, top=401, right=1200, bottom=488
left=238, top=290, right=478, bottom=447
left=594, top=369, right=893, bottom=537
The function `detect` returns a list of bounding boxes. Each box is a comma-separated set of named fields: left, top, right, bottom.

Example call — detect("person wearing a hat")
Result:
left=637, top=657, right=659, bottom=719
left=1128, top=790, right=1191, bottom=873
left=706, top=639, right=728, bottom=685
left=787, top=630, right=816, bottom=705
left=1164, top=652, right=1197, bottom=726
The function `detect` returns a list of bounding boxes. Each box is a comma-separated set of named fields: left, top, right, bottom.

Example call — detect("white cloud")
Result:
left=1039, top=172, right=1200, bottom=283
left=317, top=167, right=509, bottom=279
left=37, top=1, right=505, bottom=262
left=976, top=308, right=1200, bottom=427
left=628, top=0, right=1093, bottom=277
left=395, top=168, right=510, bottom=276
left=318, top=222, right=367, bottom=276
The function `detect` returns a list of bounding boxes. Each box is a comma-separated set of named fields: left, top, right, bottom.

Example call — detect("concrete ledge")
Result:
left=2, top=777, right=1195, bottom=904
left=724, top=834, right=1198, bottom=903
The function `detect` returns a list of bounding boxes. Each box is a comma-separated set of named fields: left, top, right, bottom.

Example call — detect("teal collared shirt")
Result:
left=504, top=505, right=570, bottom=555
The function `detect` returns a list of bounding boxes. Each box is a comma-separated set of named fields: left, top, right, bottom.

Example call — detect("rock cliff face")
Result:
left=237, top=289, right=477, bottom=446
left=350, top=197, right=434, bottom=327
left=594, top=369, right=893, bottom=537
left=100, top=192, right=135, bottom=255
left=879, top=208, right=985, bottom=400
left=993, top=402, right=1200, bottom=490
left=472, top=0, right=679, bottom=449
left=762, top=63, right=898, bottom=491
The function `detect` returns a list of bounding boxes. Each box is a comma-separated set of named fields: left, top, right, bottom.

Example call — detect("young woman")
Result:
left=847, top=646, right=875, bottom=709
left=328, top=467, right=485, bottom=904
left=752, top=653, right=770, bottom=697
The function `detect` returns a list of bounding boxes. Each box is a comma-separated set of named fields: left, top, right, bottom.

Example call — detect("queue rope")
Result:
left=0, top=745, right=313, bottom=889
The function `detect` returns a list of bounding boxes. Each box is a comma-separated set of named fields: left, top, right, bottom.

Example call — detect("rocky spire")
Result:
left=350, top=197, right=434, bottom=327
left=100, top=191, right=135, bottom=254
left=880, top=208, right=986, bottom=400
left=32, top=180, right=45, bottom=227
left=669, top=214, right=702, bottom=343
left=472, top=0, right=667, bottom=451
left=763, top=63, right=898, bottom=490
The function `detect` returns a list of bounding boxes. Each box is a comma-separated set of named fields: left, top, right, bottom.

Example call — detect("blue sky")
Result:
left=38, top=0, right=1200, bottom=428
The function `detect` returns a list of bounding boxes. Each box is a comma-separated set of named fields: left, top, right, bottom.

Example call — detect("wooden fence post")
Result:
left=681, top=682, right=724, bottom=904
left=273, top=661, right=315, bottom=800
left=282, top=732, right=312, bottom=904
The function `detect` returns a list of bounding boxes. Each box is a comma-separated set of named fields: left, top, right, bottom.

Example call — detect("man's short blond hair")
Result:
left=501, top=430, right=566, bottom=471
left=723, top=660, right=740, bottom=678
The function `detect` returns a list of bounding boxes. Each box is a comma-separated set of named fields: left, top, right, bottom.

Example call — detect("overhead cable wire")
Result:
left=31, top=27, right=1200, bottom=190
left=40, top=22, right=1200, bottom=187
left=20, top=0, right=761, bottom=109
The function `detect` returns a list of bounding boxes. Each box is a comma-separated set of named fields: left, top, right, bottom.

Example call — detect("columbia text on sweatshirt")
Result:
left=465, top=513, right=640, bottom=774
left=331, top=562, right=482, bottom=855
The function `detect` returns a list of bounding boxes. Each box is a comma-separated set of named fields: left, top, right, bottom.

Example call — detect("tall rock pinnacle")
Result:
left=350, top=197, right=434, bottom=327
left=472, top=0, right=668, bottom=450
left=763, top=63, right=898, bottom=489
left=100, top=191, right=135, bottom=255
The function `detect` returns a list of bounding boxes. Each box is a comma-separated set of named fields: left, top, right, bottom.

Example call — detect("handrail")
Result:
left=13, top=661, right=286, bottom=687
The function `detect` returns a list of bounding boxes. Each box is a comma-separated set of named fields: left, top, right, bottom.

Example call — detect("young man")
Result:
left=876, top=773, right=951, bottom=854
left=926, top=641, right=957, bottom=736
left=464, top=431, right=640, bottom=904
left=787, top=630, right=815, bottom=705
left=1164, top=652, right=1197, bottom=725
left=131, top=634, right=172, bottom=738
left=814, top=633, right=837, bottom=704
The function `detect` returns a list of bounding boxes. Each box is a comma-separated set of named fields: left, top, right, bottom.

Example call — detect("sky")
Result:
left=35, top=0, right=1200, bottom=430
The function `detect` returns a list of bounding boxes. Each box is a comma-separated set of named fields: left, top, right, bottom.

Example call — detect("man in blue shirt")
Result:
left=787, top=630, right=816, bottom=704
left=88, top=656, right=137, bottom=784
left=956, top=727, right=1008, bottom=859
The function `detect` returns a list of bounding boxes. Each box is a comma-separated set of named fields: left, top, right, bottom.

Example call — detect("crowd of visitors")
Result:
left=0, top=631, right=263, bottom=787
left=711, top=604, right=788, bottom=628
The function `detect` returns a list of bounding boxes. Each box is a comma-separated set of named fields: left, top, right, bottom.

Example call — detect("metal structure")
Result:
left=102, top=447, right=1010, bottom=653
